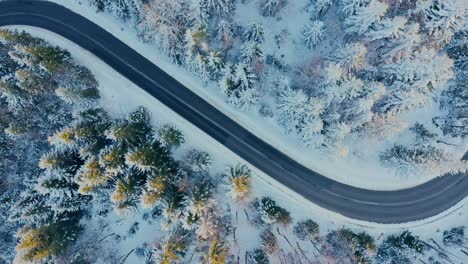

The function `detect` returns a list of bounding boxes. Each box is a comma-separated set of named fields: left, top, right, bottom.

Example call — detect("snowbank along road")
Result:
left=1, top=0, right=467, bottom=223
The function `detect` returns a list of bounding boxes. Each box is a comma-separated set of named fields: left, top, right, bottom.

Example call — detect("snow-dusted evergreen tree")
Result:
left=276, top=85, right=324, bottom=143
left=240, top=41, right=264, bottom=66
left=206, top=51, right=225, bottom=80
left=323, top=228, right=375, bottom=264
left=88, top=0, right=142, bottom=20
left=306, top=0, right=332, bottom=19
left=200, top=0, right=236, bottom=19
left=377, top=22, right=422, bottom=61
left=365, top=16, right=408, bottom=41
left=138, top=0, right=191, bottom=64
left=331, top=42, right=367, bottom=71
left=302, top=20, right=326, bottom=48
left=258, top=0, right=287, bottom=17
left=362, top=114, right=407, bottom=139
left=246, top=248, right=270, bottom=264
left=377, top=231, right=427, bottom=264
left=379, top=144, right=450, bottom=175
left=423, top=0, right=467, bottom=46
left=338, top=0, right=370, bottom=16
left=344, top=0, right=388, bottom=35
left=225, top=164, right=252, bottom=200
left=243, top=23, right=265, bottom=44
left=183, top=149, right=212, bottom=172
left=220, top=63, right=259, bottom=109
left=216, top=19, right=237, bottom=44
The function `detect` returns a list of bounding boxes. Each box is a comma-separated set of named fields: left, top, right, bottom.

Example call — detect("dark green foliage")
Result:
left=253, top=197, right=291, bottom=226
left=377, top=231, right=427, bottom=264
left=159, top=124, right=185, bottom=149
left=442, top=226, right=465, bottom=247
left=294, top=219, right=319, bottom=241
left=247, top=248, right=270, bottom=264
left=26, top=45, right=71, bottom=72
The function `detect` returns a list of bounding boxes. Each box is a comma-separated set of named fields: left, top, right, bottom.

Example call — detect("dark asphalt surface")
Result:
left=1, top=0, right=466, bottom=223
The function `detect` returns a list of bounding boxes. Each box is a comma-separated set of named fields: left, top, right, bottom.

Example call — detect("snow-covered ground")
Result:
left=43, top=0, right=468, bottom=190
left=9, top=25, right=468, bottom=264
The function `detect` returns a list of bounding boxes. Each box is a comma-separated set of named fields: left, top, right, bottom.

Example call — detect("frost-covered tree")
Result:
left=247, top=248, right=270, bottom=264
left=258, top=0, right=287, bottom=17
left=378, top=48, right=453, bottom=93
left=365, top=16, right=408, bottom=41
left=344, top=0, right=388, bottom=35
left=226, top=164, right=252, bottom=200
left=377, top=231, right=427, bottom=264
left=442, top=226, right=465, bottom=247
left=323, top=228, right=376, bottom=264
left=183, top=149, right=212, bottom=172
left=338, top=0, right=369, bottom=16
left=200, top=0, right=236, bottom=19
left=302, top=20, right=326, bottom=48
left=379, top=144, right=449, bottom=176
left=241, top=41, right=264, bottom=66
left=87, top=0, right=142, bottom=20
left=423, top=0, right=467, bottom=45
left=216, top=19, right=237, bottom=45
left=220, top=63, right=259, bottom=109
left=252, top=197, right=291, bottom=226
left=331, top=42, right=367, bottom=71
left=276, top=85, right=324, bottom=143
left=138, top=0, right=191, bottom=64
left=159, top=124, right=185, bottom=149
left=362, top=114, right=407, bottom=139
left=294, top=219, right=320, bottom=241
left=243, top=23, right=265, bottom=44
left=306, top=0, right=332, bottom=19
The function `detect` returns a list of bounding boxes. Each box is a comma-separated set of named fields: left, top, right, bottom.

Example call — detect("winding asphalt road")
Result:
left=1, top=0, right=466, bottom=223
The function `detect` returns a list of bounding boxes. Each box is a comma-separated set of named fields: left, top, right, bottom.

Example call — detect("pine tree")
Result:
left=380, top=144, right=449, bottom=176
left=240, top=42, right=264, bottom=66
left=365, top=16, right=407, bottom=41
left=276, top=86, right=324, bottom=143
left=138, top=0, right=191, bottom=64
left=243, top=23, right=265, bottom=44
left=253, top=197, right=291, bottom=226
left=258, top=0, right=287, bottom=17
left=247, top=248, right=270, bottom=264
left=16, top=218, right=82, bottom=262
left=377, top=231, right=427, bottom=264
left=423, top=0, right=466, bottom=46
left=55, top=86, right=100, bottom=107
left=158, top=124, right=185, bottom=149
left=323, top=228, right=376, bottom=264
left=294, top=219, right=320, bottom=241
left=344, top=0, right=388, bottom=35
left=306, top=0, right=332, bottom=19
left=302, top=20, right=326, bottom=48
left=200, top=0, right=236, bottom=19
left=183, top=149, right=212, bottom=172
left=226, top=164, right=252, bottom=200
left=220, top=63, right=259, bottom=109
left=331, top=42, right=367, bottom=72
left=338, top=0, right=369, bottom=16
left=442, top=226, right=465, bottom=247
left=208, top=239, right=227, bottom=264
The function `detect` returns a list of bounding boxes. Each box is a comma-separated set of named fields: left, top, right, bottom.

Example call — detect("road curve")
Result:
left=1, top=0, right=466, bottom=223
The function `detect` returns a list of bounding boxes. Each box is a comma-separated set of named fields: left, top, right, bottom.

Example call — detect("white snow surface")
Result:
left=7, top=25, right=468, bottom=264
left=41, top=0, right=468, bottom=191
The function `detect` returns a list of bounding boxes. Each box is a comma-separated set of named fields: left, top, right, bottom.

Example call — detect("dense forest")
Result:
left=81, top=0, right=468, bottom=178
left=0, top=28, right=467, bottom=264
